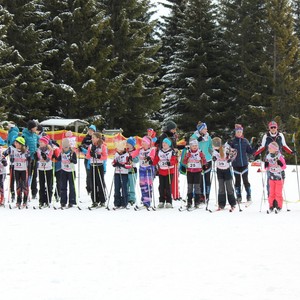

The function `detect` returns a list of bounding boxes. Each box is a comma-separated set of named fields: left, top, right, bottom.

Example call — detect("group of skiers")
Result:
left=0, top=118, right=295, bottom=212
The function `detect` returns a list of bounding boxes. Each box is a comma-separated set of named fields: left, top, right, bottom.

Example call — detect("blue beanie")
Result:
left=162, top=138, right=172, bottom=147
left=196, top=122, right=207, bottom=132
left=89, top=125, right=96, bottom=132
left=126, top=136, right=136, bottom=147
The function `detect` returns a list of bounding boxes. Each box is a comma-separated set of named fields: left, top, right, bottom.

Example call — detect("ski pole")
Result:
left=292, top=133, right=300, bottom=200
left=106, top=168, right=115, bottom=210
left=259, top=160, right=267, bottom=212
left=149, top=167, right=155, bottom=209
left=71, top=165, right=78, bottom=207
left=96, top=164, right=107, bottom=204
left=44, top=166, right=51, bottom=207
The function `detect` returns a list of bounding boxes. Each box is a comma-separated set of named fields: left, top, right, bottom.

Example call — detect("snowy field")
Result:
left=1, top=159, right=300, bottom=300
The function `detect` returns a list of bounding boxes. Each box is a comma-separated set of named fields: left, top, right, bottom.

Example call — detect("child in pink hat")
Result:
left=264, top=142, right=286, bottom=212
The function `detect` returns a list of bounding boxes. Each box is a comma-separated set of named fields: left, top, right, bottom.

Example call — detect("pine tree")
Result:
left=218, top=0, right=272, bottom=137
left=161, top=0, right=224, bottom=133
left=2, top=0, right=53, bottom=122
left=0, top=5, right=19, bottom=121
left=41, top=0, right=117, bottom=121
left=292, top=0, right=300, bottom=38
left=158, top=0, right=187, bottom=124
left=266, top=0, right=300, bottom=122
left=101, top=0, right=162, bottom=135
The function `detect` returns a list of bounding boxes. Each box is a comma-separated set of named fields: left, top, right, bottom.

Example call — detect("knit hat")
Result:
left=162, top=138, right=172, bottom=147
left=235, top=124, right=243, bottom=131
left=27, top=120, right=37, bottom=130
left=196, top=121, right=207, bottom=132
left=189, top=139, right=198, bottom=147
left=268, top=142, right=279, bottom=152
left=268, top=121, right=278, bottom=129
left=62, top=138, right=70, bottom=148
left=39, top=135, right=50, bottom=145
left=163, top=120, right=177, bottom=132
left=142, top=136, right=151, bottom=146
left=126, top=137, right=136, bottom=147
left=15, top=136, right=26, bottom=146
left=0, top=137, right=6, bottom=146
left=89, top=125, right=96, bottom=132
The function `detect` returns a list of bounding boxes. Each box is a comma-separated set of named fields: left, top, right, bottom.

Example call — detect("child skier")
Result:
left=182, top=138, right=207, bottom=208
left=58, top=138, right=77, bottom=208
left=137, top=136, right=156, bottom=208
left=0, top=138, right=8, bottom=206
left=86, top=132, right=108, bottom=208
left=212, top=137, right=237, bottom=211
left=112, top=140, right=132, bottom=209
left=126, top=137, right=139, bottom=206
left=191, top=121, right=213, bottom=203
left=153, top=137, right=177, bottom=208
left=36, top=135, right=53, bottom=207
left=264, top=142, right=286, bottom=212
left=12, top=137, right=31, bottom=208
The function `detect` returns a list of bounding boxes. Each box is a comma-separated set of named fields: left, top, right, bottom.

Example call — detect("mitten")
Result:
left=264, top=161, right=269, bottom=168
left=212, top=156, right=217, bottom=162
left=41, top=152, right=47, bottom=160
left=146, top=156, right=153, bottom=165
left=277, top=159, right=283, bottom=167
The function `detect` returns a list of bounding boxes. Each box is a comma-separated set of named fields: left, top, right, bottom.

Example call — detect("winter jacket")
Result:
left=229, top=137, right=253, bottom=168
left=7, top=126, right=19, bottom=146
left=191, top=131, right=213, bottom=162
left=22, top=128, right=39, bottom=159
left=254, top=131, right=293, bottom=157
left=265, top=152, right=286, bottom=180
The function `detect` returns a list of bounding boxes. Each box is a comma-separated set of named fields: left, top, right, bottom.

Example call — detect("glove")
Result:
left=277, top=159, right=283, bottom=167
left=186, top=152, right=191, bottom=158
left=180, top=166, right=186, bottom=173
left=227, top=159, right=232, bottom=163
left=78, top=145, right=83, bottom=152
left=96, top=153, right=101, bottom=159
left=1, top=158, right=7, bottom=167
left=128, top=155, right=133, bottom=163
left=41, top=152, right=47, bottom=160
left=166, top=161, right=171, bottom=166
left=292, top=149, right=297, bottom=155
left=197, top=136, right=203, bottom=142
left=202, top=164, right=209, bottom=171
left=212, top=156, right=217, bottom=162
left=264, top=161, right=269, bottom=168
left=113, top=161, right=122, bottom=168
left=146, top=156, right=153, bottom=165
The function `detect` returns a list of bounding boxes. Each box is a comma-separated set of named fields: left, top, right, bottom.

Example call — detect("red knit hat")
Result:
left=39, top=135, right=50, bottom=145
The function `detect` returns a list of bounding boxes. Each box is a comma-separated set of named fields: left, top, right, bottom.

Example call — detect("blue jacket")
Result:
left=7, top=126, right=19, bottom=146
left=230, top=137, right=253, bottom=168
left=22, top=128, right=39, bottom=159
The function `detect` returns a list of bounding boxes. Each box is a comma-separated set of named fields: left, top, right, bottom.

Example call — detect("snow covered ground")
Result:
left=1, top=159, right=300, bottom=300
